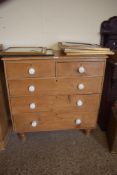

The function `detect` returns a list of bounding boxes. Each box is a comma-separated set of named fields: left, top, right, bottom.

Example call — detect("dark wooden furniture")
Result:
left=2, top=52, right=108, bottom=140
left=99, top=16, right=117, bottom=152
left=0, top=45, right=10, bottom=150
left=107, top=103, right=117, bottom=153
left=99, top=16, right=117, bottom=130
left=100, top=16, right=117, bottom=50
left=98, top=53, right=117, bottom=130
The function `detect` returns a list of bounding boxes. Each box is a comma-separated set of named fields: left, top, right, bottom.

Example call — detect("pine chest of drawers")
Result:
left=2, top=53, right=107, bottom=140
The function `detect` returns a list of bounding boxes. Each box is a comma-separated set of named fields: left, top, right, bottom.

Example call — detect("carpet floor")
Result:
left=0, top=127, right=117, bottom=175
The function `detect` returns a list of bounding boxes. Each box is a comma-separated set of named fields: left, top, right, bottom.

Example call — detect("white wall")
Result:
left=0, top=0, right=117, bottom=49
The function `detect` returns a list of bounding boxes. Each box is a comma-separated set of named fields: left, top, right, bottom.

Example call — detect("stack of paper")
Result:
left=58, top=42, right=114, bottom=55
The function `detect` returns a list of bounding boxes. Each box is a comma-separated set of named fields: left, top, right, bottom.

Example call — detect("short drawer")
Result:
left=10, top=94, right=100, bottom=114
left=57, top=61, right=105, bottom=77
left=8, top=77, right=103, bottom=96
left=13, top=112, right=98, bottom=132
left=5, top=60, right=55, bottom=79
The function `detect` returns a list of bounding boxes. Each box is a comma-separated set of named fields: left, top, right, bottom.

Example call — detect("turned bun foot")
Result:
left=17, top=133, right=27, bottom=141
left=85, top=129, right=91, bottom=136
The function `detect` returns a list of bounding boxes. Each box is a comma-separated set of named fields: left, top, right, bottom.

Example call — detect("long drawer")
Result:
left=13, top=112, right=98, bottom=132
left=10, top=94, right=100, bottom=114
left=8, top=77, right=103, bottom=96
left=56, top=61, right=105, bottom=77
left=5, top=60, right=55, bottom=79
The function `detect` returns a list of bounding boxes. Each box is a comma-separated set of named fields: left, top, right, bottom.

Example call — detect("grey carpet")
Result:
left=0, top=127, right=117, bottom=175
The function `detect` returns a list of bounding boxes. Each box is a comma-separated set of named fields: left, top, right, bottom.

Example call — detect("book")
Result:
left=66, top=51, right=114, bottom=55
left=58, top=41, right=114, bottom=55
left=58, top=42, right=110, bottom=51
left=64, top=47, right=110, bottom=52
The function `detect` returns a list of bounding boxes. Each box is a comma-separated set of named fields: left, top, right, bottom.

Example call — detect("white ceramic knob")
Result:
left=28, top=85, right=35, bottom=92
left=31, top=120, right=38, bottom=127
left=78, top=83, right=85, bottom=90
left=76, top=100, right=83, bottom=107
left=30, top=103, right=36, bottom=109
left=78, top=66, right=85, bottom=73
left=75, top=119, right=82, bottom=125
left=28, top=68, right=36, bottom=75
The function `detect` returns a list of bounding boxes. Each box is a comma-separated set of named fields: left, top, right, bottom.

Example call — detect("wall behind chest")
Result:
left=0, top=0, right=117, bottom=48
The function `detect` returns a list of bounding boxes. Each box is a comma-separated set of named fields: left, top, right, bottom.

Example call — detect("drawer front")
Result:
left=57, top=61, right=105, bottom=77
left=13, top=112, right=98, bottom=132
left=5, top=60, right=55, bottom=79
left=8, top=77, right=103, bottom=96
left=10, top=94, right=100, bottom=114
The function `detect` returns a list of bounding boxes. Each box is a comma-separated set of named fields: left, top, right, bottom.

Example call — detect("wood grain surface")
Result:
left=2, top=53, right=107, bottom=135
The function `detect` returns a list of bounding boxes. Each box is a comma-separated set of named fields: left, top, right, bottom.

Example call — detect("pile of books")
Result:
left=58, top=42, right=114, bottom=55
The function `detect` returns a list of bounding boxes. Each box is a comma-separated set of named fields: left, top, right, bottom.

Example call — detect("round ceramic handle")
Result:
left=28, top=68, right=36, bottom=75
left=31, top=120, right=38, bottom=127
left=75, top=119, right=82, bottom=125
left=30, top=103, right=36, bottom=109
left=28, top=85, right=35, bottom=92
left=78, top=66, right=85, bottom=73
left=78, top=83, right=85, bottom=90
left=76, top=100, right=83, bottom=107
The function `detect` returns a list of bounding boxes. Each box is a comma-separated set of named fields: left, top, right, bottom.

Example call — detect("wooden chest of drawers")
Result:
left=2, top=53, right=107, bottom=140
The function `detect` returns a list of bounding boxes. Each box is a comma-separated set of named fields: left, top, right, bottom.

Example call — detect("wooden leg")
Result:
left=0, top=127, right=11, bottom=151
left=0, top=142, right=5, bottom=151
left=85, top=129, right=91, bottom=136
left=17, top=133, right=27, bottom=141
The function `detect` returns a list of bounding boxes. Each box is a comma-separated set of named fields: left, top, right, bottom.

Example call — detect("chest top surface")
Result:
left=2, top=51, right=108, bottom=61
